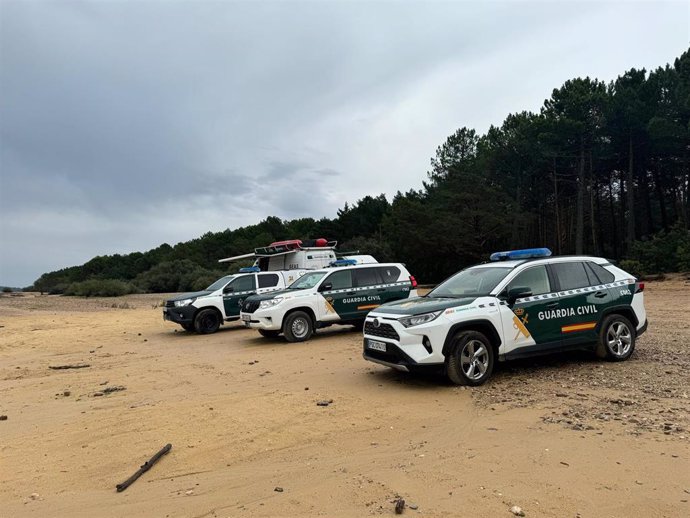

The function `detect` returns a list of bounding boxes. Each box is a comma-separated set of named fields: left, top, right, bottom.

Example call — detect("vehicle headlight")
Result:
left=398, top=311, right=442, bottom=328
left=259, top=297, right=283, bottom=310
left=174, top=298, right=196, bottom=307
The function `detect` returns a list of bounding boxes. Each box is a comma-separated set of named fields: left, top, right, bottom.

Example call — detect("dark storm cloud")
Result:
left=1, top=0, right=687, bottom=285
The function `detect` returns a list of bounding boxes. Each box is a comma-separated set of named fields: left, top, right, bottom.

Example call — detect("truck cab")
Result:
left=163, top=269, right=306, bottom=333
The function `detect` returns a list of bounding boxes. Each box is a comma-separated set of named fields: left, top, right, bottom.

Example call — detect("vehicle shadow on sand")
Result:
left=366, top=349, right=620, bottom=390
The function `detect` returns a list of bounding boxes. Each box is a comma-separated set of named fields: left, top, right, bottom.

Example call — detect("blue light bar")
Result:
left=239, top=266, right=261, bottom=273
left=490, top=248, right=552, bottom=261
left=330, top=259, right=358, bottom=267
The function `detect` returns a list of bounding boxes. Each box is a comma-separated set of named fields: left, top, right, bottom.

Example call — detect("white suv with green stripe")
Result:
left=240, top=263, right=418, bottom=341
left=363, top=249, right=647, bottom=386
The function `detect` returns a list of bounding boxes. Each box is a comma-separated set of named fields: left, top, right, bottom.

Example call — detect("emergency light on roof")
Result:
left=490, top=248, right=552, bottom=261
left=239, top=266, right=261, bottom=273
left=330, top=259, right=358, bottom=267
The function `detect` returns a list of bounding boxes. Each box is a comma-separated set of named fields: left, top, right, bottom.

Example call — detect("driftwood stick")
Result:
left=116, top=443, right=172, bottom=492
left=49, top=364, right=90, bottom=370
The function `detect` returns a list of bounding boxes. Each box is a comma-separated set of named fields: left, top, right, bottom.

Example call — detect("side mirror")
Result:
left=507, top=286, right=532, bottom=304
left=319, top=282, right=333, bottom=292
left=223, top=286, right=234, bottom=294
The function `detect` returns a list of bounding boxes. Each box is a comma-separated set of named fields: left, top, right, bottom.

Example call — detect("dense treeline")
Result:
left=31, top=49, right=690, bottom=295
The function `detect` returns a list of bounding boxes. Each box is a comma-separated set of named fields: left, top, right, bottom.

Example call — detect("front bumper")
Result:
left=362, top=337, right=442, bottom=372
left=240, top=310, right=282, bottom=331
left=163, top=305, right=196, bottom=325
left=362, top=314, right=447, bottom=371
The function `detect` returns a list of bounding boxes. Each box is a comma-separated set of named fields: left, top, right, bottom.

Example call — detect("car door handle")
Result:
left=546, top=302, right=559, bottom=308
left=594, top=291, right=607, bottom=298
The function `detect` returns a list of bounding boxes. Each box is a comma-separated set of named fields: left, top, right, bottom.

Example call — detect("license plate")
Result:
left=241, top=314, right=251, bottom=322
left=367, top=339, right=387, bottom=352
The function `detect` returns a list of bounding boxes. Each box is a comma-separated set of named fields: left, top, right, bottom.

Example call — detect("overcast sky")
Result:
left=0, top=0, right=688, bottom=286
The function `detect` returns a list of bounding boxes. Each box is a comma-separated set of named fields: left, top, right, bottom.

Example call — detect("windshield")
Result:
left=288, top=271, right=327, bottom=290
left=428, top=267, right=512, bottom=298
left=206, top=275, right=235, bottom=291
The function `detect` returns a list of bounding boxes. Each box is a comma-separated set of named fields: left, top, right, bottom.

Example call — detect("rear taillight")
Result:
left=636, top=282, right=645, bottom=293
left=409, top=275, right=418, bottom=289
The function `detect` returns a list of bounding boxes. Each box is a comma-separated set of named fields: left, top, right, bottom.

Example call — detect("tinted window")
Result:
left=587, top=262, right=615, bottom=284
left=552, top=262, right=590, bottom=290
left=507, top=266, right=550, bottom=295
left=378, top=266, right=401, bottom=283
left=258, top=274, right=279, bottom=288
left=353, top=267, right=382, bottom=288
left=324, top=270, right=353, bottom=290
left=230, top=275, right=256, bottom=292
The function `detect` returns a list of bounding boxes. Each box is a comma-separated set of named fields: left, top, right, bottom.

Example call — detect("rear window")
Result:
left=552, top=262, right=590, bottom=290
left=378, top=266, right=401, bottom=283
left=353, top=267, right=383, bottom=288
left=258, top=273, right=279, bottom=288
left=586, top=262, right=615, bottom=284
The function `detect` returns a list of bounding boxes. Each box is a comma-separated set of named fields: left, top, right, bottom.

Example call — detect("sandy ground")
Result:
left=1, top=280, right=689, bottom=518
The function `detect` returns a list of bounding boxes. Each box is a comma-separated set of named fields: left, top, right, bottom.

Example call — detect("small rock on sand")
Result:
left=510, top=505, right=525, bottom=516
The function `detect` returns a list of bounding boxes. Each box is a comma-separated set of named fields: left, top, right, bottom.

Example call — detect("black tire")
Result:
left=595, top=314, right=636, bottom=361
left=180, top=323, right=195, bottom=332
left=445, top=330, right=495, bottom=386
left=194, top=308, right=221, bottom=334
left=258, top=329, right=281, bottom=338
left=283, top=311, right=313, bottom=342
left=352, top=320, right=365, bottom=332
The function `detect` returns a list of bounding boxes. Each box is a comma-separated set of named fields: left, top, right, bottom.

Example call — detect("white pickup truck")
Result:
left=163, top=269, right=307, bottom=333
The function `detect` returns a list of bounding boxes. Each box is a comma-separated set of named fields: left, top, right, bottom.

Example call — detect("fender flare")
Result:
left=441, top=319, right=503, bottom=357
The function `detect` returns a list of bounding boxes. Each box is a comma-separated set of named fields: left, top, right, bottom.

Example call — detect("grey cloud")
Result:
left=1, top=0, right=687, bottom=285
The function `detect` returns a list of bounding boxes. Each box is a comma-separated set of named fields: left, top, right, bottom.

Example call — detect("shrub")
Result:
left=619, top=260, right=645, bottom=278
left=625, top=224, right=690, bottom=274
left=64, top=279, right=139, bottom=297
left=2, top=287, right=12, bottom=293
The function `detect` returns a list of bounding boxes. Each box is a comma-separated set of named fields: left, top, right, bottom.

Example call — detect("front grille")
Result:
left=364, top=321, right=400, bottom=341
left=243, top=300, right=260, bottom=314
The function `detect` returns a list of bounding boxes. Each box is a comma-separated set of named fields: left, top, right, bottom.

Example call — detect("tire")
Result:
left=445, top=330, right=495, bottom=386
left=181, top=323, right=195, bottom=332
left=258, top=329, right=281, bottom=338
left=194, top=308, right=221, bottom=334
left=283, top=311, right=314, bottom=342
left=596, top=314, right=636, bottom=361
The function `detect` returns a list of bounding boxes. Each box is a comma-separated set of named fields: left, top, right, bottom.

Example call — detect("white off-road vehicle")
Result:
left=163, top=269, right=306, bottom=334
left=363, top=248, right=647, bottom=385
left=164, top=238, right=355, bottom=333
left=240, top=262, right=418, bottom=342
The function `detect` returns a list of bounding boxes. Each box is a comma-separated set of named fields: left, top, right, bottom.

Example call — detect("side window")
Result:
left=353, top=267, right=382, bottom=288
left=378, top=266, right=401, bottom=284
left=551, top=262, right=590, bottom=290
left=324, top=270, right=353, bottom=290
left=230, top=275, right=256, bottom=292
left=586, top=262, right=615, bottom=284
left=507, top=266, right=550, bottom=295
left=258, top=274, right=279, bottom=288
